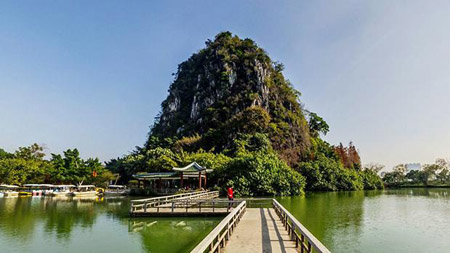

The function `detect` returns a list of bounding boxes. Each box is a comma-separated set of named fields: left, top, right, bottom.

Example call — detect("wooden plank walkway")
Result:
left=130, top=207, right=229, bottom=217
left=131, top=193, right=331, bottom=253
left=130, top=191, right=222, bottom=216
left=191, top=200, right=331, bottom=253
left=225, top=208, right=297, bottom=253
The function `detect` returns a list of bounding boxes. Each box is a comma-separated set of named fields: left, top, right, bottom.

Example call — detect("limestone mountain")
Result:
left=147, top=32, right=312, bottom=165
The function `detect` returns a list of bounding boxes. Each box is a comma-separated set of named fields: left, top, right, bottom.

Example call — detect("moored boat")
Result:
left=40, top=184, right=55, bottom=195
left=104, top=185, right=130, bottom=196
left=0, top=185, right=19, bottom=197
left=72, top=185, right=98, bottom=197
left=50, top=185, right=75, bottom=197
left=19, top=191, right=32, bottom=197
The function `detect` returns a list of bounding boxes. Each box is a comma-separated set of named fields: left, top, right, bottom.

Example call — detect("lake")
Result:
left=0, top=197, right=221, bottom=253
left=277, top=188, right=450, bottom=253
left=1, top=189, right=449, bottom=253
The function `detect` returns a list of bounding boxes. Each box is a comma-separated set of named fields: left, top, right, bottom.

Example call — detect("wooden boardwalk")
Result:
left=131, top=207, right=229, bottom=217
left=225, top=208, right=297, bottom=252
left=130, top=192, right=331, bottom=253
left=191, top=200, right=331, bottom=253
left=130, top=191, right=223, bottom=216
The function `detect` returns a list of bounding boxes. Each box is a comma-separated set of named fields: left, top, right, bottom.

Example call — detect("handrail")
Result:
left=130, top=191, right=219, bottom=213
left=190, top=201, right=246, bottom=253
left=272, top=199, right=331, bottom=253
left=131, top=191, right=208, bottom=203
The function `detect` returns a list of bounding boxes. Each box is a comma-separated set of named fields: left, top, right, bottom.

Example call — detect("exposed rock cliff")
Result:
left=147, top=32, right=311, bottom=165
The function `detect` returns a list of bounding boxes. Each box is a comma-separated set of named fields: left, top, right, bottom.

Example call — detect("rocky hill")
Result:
left=147, top=32, right=312, bottom=166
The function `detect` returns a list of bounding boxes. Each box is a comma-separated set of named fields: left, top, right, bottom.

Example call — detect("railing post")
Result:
left=144, top=201, right=147, bottom=213
left=301, top=234, right=305, bottom=253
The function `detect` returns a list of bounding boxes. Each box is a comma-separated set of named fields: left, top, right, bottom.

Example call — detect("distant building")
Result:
left=406, top=163, right=421, bottom=172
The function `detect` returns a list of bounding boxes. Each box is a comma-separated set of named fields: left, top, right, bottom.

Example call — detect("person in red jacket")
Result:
left=227, top=187, right=234, bottom=209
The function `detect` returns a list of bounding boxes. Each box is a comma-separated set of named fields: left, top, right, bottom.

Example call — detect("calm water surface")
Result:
left=1, top=189, right=449, bottom=253
left=0, top=197, right=221, bottom=253
left=278, top=188, right=450, bottom=253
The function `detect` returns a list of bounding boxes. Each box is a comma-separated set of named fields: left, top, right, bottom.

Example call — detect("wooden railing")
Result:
left=273, top=199, right=331, bottom=253
left=146, top=199, right=241, bottom=214
left=190, top=201, right=246, bottom=253
left=130, top=191, right=219, bottom=213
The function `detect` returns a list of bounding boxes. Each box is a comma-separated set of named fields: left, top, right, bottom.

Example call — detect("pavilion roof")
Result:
left=172, top=162, right=206, bottom=172
left=133, top=172, right=176, bottom=179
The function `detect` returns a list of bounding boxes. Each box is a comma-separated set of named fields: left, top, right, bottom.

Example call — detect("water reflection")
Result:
left=278, top=190, right=370, bottom=251
left=0, top=197, right=106, bottom=240
left=384, top=188, right=450, bottom=198
left=0, top=197, right=221, bottom=253
left=278, top=189, right=450, bottom=253
left=129, top=218, right=220, bottom=252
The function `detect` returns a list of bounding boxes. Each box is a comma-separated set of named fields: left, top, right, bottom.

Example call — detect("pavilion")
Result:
left=133, top=162, right=211, bottom=192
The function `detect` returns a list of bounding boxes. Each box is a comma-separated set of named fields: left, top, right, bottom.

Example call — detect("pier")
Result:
left=130, top=192, right=331, bottom=252
left=129, top=191, right=225, bottom=216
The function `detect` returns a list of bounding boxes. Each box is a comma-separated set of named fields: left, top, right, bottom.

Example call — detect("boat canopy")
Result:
left=108, top=185, right=126, bottom=189
left=0, top=184, right=19, bottom=189
left=54, top=185, right=76, bottom=188
left=77, top=185, right=95, bottom=188
left=23, top=184, right=54, bottom=188
left=39, top=184, right=54, bottom=188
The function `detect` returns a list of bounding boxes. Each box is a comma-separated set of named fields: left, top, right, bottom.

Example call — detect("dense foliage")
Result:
left=383, top=159, right=450, bottom=187
left=107, top=32, right=383, bottom=196
left=298, top=139, right=383, bottom=191
left=148, top=31, right=310, bottom=166
left=0, top=144, right=114, bottom=186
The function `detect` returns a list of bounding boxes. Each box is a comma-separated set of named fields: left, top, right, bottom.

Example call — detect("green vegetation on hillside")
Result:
left=0, top=32, right=383, bottom=195
left=107, top=32, right=383, bottom=196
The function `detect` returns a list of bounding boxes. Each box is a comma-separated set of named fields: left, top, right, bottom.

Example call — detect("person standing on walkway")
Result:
left=227, top=186, right=234, bottom=209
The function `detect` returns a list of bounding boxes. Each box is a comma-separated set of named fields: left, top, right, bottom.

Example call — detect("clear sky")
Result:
left=1, top=1, right=450, bottom=170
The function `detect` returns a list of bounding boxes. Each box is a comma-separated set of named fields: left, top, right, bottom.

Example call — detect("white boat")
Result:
left=50, top=185, right=75, bottom=197
left=104, top=185, right=130, bottom=196
left=1, top=185, right=19, bottom=197
left=71, top=185, right=98, bottom=197
left=23, top=184, right=54, bottom=196
left=40, top=184, right=55, bottom=195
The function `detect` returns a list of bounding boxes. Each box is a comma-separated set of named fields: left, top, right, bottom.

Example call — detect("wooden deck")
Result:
left=191, top=200, right=331, bottom=253
left=225, top=208, right=297, bottom=252
left=130, top=192, right=331, bottom=253
left=130, top=207, right=230, bottom=217
left=130, top=191, right=222, bottom=216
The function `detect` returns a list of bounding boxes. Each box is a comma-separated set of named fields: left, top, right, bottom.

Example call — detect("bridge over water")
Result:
left=130, top=191, right=331, bottom=253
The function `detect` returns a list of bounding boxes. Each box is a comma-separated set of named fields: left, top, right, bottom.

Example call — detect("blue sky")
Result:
left=1, top=1, right=450, bottom=170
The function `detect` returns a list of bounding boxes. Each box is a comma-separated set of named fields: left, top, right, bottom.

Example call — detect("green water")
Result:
left=0, top=197, right=221, bottom=253
left=277, top=188, right=450, bottom=253
left=2, top=189, right=449, bottom=253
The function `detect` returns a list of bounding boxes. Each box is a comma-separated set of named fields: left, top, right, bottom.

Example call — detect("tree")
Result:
left=334, top=142, right=361, bottom=170
left=382, top=166, right=406, bottom=187
left=49, top=148, right=108, bottom=185
left=420, top=164, right=440, bottom=185
left=0, top=148, right=13, bottom=159
left=405, top=170, right=421, bottom=184
left=14, top=143, right=46, bottom=160
left=393, top=164, right=407, bottom=174
left=308, top=112, right=329, bottom=137
left=364, top=163, right=384, bottom=173
left=223, top=151, right=305, bottom=196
